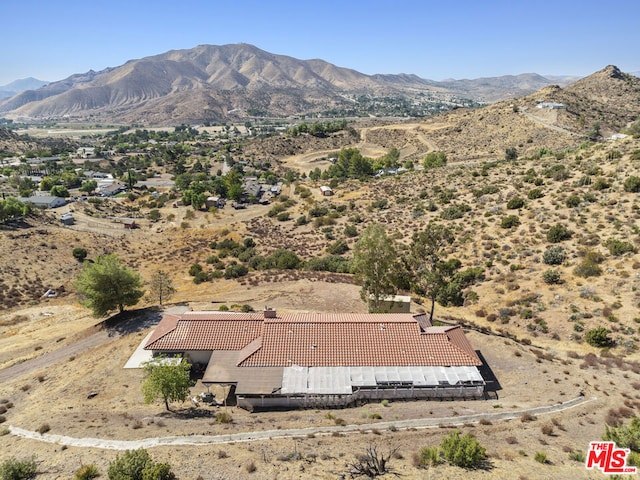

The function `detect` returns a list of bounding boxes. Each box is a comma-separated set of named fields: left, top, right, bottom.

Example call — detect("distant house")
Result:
left=369, top=294, right=411, bottom=313
left=76, top=147, right=96, bottom=158
left=205, top=196, right=225, bottom=209
left=60, top=212, right=74, bottom=225
left=99, top=182, right=127, bottom=197
left=19, top=195, right=66, bottom=209
left=145, top=310, right=485, bottom=411
left=241, top=180, right=262, bottom=202
left=536, top=102, right=565, bottom=109
left=320, top=185, right=333, bottom=196
left=122, top=218, right=137, bottom=229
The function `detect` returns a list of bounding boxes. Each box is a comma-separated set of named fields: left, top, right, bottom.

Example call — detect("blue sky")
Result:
left=2, top=0, right=639, bottom=86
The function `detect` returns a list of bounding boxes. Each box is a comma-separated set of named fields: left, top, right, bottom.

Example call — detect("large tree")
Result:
left=352, top=223, right=398, bottom=311
left=148, top=270, right=176, bottom=306
left=142, top=358, right=194, bottom=411
left=406, top=223, right=455, bottom=321
left=74, top=254, right=145, bottom=317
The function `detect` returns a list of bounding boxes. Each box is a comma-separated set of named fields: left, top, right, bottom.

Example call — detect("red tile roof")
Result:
left=145, top=311, right=481, bottom=367
left=144, top=313, right=263, bottom=351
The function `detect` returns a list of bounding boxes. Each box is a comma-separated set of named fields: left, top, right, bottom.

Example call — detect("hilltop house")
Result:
left=144, top=310, right=485, bottom=411
left=18, top=195, right=66, bottom=209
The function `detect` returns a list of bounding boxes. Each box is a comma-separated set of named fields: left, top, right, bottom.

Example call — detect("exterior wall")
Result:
left=237, top=384, right=485, bottom=411
left=185, top=350, right=212, bottom=365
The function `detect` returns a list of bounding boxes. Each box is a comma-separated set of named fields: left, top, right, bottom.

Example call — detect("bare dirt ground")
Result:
left=2, top=120, right=640, bottom=478
left=0, top=291, right=632, bottom=480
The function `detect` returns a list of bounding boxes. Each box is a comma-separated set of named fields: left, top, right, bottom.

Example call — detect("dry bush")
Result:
left=541, top=424, right=554, bottom=436
left=520, top=413, right=537, bottom=423
left=506, top=436, right=518, bottom=444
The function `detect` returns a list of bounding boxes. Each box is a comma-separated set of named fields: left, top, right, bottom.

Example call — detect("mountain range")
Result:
left=0, top=77, right=49, bottom=99
left=0, top=43, right=621, bottom=126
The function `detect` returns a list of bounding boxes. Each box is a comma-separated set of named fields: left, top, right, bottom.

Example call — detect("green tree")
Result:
left=72, top=247, right=88, bottom=262
left=0, top=197, right=29, bottom=223
left=423, top=152, right=447, bottom=169
left=39, top=176, right=55, bottom=191
left=50, top=185, right=69, bottom=198
left=80, top=179, right=98, bottom=194
left=440, top=431, right=487, bottom=469
left=74, top=254, right=145, bottom=317
left=148, top=270, right=175, bottom=306
left=142, top=357, right=194, bottom=411
left=352, top=223, right=398, bottom=311
left=406, top=223, right=455, bottom=321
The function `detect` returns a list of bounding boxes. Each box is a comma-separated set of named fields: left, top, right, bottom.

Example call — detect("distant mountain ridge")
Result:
left=0, top=44, right=617, bottom=126
left=0, top=77, right=49, bottom=99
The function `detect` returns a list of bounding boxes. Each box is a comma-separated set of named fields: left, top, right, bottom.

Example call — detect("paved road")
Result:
left=8, top=395, right=593, bottom=450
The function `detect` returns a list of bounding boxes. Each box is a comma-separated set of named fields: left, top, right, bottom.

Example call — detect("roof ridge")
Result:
left=442, top=326, right=482, bottom=366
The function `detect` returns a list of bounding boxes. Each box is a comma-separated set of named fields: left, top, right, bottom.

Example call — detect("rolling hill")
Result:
left=0, top=43, right=573, bottom=126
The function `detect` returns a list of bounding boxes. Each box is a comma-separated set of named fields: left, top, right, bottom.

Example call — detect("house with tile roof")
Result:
left=144, top=309, right=485, bottom=410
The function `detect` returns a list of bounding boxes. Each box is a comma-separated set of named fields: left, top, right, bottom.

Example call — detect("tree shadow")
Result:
left=158, top=407, right=218, bottom=419
left=101, top=306, right=164, bottom=336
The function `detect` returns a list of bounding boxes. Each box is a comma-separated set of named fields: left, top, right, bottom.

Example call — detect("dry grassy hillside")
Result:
left=2, top=68, right=640, bottom=478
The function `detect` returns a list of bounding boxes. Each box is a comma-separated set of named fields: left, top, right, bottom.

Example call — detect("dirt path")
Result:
left=520, top=108, right=582, bottom=137
left=0, top=329, right=112, bottom=383
left=7, top=395, right=593, bottom=450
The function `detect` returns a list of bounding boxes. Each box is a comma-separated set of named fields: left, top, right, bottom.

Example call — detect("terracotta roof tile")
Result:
left=146, top=311, right=481, bottom=367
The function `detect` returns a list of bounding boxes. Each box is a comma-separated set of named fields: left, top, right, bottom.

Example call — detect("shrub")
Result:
left=107, top=449, right=176, bottom=480
left=423, top=152, right=447, bottom=169
left=327, top=240, right=349, bottom=255
left=569, top=451, right=586, bottom=462
left=528, top=188, right=544, bottom=199
left=440, top=431, right=487, bottom=469
left=188, top=263, right=203, bottom=276
left=574, top=259, right=602, bottom=278
left=543, top=269, right=562, bottom=285
left=624, top=176, right=640, bottom=193
left=75, top=464, right=100, bottom=480
left=108, top=449, right=152, bottom=480
left=501, top=215, right=520, bottom=229
left=546, top=224, right=572, bottom=243
left=344, top=225, right=358, bottom=237
left=541, top=424, right=554, bottom=436
left=543, top=246, right=566, bottom=265
left=592, top=177, right=611, bottom=191
left=605, top=238, right=637, bottom=256
left=141, top=463, right=176, bottom=480
left=416, top=446, right=442, bottom=467
left=295, top=215, right=308, bottom=226
left=0, top=457, right=37, bottom=480
left=215, top=412, right=233, bottom=424
left=36, top=423, right=50, bottom=434
left=440, top=204, right=471, bottom=220
left=565, top=195, right=581, bottom=207
left=534, top=452, right=548, bottom=464
left=72, top=247, right=88, bottom=262
left=506, top=196, right=525, bottom=209
left=585, top=327, right=611, bottom=348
